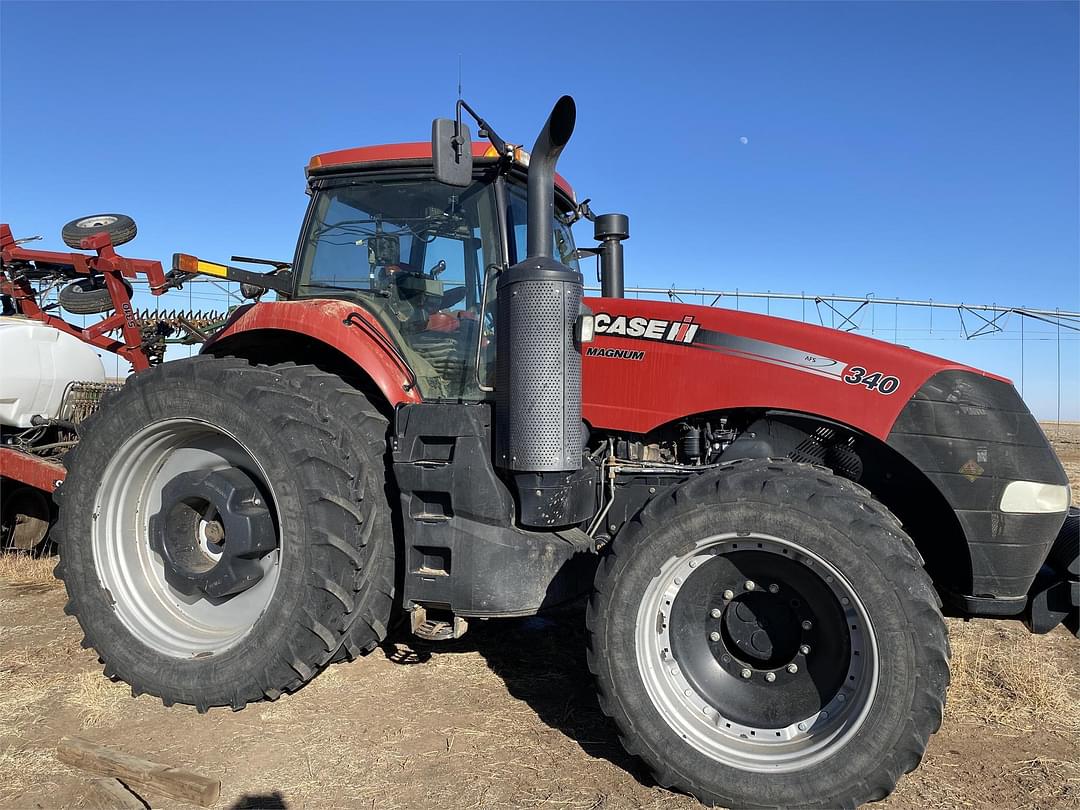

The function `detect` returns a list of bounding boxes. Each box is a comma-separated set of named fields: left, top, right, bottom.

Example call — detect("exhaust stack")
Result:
left=496, top=96, right=583, bottom=474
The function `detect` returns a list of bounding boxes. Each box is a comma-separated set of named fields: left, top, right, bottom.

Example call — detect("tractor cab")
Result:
left=298, top=144, right=582, bottom=400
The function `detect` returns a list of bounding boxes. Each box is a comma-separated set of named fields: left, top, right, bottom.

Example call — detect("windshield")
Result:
left=295, top=174, right=580, bottom=401
left=297, top=177, right=500, bottom=400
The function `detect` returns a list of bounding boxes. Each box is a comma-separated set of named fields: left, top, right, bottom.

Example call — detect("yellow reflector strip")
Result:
left=196, top=261, right=229, bottom=278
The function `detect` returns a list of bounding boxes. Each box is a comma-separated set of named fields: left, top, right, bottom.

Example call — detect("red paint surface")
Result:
left=0, top=447, right=65, bottom=491
left=309, top=142, right=575, bottom=199
left=210, top=296, right=1004, bottom=442
left=581, top=297, right=1001, bottom=439
left=205, top=300, right=422, bottom=408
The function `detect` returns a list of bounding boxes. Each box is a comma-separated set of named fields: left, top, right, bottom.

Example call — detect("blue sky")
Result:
left=2, top=1, right=1077, bottom=417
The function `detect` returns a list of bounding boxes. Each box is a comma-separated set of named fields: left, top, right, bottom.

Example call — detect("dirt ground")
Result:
left=2, top=425, right=1078, bottom=810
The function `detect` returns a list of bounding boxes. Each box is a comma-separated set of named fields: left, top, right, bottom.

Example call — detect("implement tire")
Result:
left=54, top=357, right=392, bottom=711
left=61, top=214, right=137, bottom=250
left=59, top=276, right=133, bottom=315
left=587, top=459, right=949, bottom=809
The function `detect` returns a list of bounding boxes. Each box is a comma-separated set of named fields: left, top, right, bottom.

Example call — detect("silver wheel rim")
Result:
left=91, top=418, right=281, bottom=658
left=634, top=532, right=879, bottom=773
left=76, top=215, right=118, bottom=229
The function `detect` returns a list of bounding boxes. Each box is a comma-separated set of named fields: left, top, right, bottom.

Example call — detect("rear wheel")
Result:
left=587, top=459, right=949, bottom=809
left=54, top=357, right=392, bottom=710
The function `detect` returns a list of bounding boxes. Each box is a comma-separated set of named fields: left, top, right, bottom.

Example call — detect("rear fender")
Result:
left=202, top=300, right=421, bottom=408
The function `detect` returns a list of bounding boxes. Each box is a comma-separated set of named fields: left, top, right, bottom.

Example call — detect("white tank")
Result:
left=0, top=316, right=106, bottom=428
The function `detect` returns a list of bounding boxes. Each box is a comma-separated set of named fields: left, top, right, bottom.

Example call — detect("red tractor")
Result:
left=35, top=96, right=1076, bottom=808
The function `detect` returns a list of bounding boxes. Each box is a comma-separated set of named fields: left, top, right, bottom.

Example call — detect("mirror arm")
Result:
left=457, top=99, right=511, bottom=158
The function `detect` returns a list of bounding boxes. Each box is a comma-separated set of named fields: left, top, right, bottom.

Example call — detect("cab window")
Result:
left=297, top=178, right=499, bottom=400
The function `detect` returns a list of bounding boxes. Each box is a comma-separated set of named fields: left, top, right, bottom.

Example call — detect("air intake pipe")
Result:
left=595, top=213, right=629, bottom=298
left=495, top=96, right=583, bottom=474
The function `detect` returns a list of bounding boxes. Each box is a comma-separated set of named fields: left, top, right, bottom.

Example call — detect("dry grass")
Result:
left=0, top=745, right=70, bottom=805
left=0, top=668, right=55, bottom=738
left=945, top=619, right=1080, bottom=735
left=1006, top=757, right=1080, bottom=810
left=66, top=670, right=130, bottom=729
left=0, top=550, right=60, bottom=587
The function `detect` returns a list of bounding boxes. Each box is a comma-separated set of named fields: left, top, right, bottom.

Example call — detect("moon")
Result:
left=740, top=136, right=749, bottom=145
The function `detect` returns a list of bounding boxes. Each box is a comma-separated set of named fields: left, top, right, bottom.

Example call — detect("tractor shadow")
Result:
left=380, top=611, right=655, bottom=787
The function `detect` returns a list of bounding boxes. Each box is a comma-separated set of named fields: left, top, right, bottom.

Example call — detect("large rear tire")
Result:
left=54, top=357, right=392, bottom=710
left=587, top=459, right=949, bottom=809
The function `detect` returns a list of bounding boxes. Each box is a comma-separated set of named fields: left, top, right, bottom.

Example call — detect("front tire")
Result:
left=54, top=357, right=392, bottom=711
left=587, top=459, right=949, bottom=809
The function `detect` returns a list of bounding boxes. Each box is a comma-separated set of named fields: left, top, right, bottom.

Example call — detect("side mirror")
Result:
left=432, top=118, right=473, bottom=187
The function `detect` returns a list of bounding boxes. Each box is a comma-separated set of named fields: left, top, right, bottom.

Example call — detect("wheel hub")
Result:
left=149, top=468, right=275, bottom=598
left=720, top=591, right=800, bottom=667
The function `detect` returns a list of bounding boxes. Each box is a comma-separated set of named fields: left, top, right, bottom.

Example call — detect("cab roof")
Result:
left=307, top=142, right=575, bottom=200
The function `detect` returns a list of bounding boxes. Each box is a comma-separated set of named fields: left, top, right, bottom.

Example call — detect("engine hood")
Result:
left=580, top=296, right=1005, bottom=439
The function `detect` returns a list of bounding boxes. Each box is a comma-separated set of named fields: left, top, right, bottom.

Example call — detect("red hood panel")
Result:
left=581, top=297, right=1004, bottom=440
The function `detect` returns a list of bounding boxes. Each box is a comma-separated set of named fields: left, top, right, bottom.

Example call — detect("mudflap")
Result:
left=1025, top=507, right=1079, bottom=637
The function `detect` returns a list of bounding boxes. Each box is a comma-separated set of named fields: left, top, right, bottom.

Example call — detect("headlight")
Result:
left=1000, top=481, right=1071, bottom=514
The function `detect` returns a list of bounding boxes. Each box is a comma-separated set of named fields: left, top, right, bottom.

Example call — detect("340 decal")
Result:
left=843, top=366, right=900, bottom=395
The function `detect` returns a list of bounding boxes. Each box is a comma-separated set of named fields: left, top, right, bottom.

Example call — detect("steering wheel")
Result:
left=436, top=286, right=467, bottom=310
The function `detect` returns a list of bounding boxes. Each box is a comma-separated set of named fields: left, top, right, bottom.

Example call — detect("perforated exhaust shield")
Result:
left=495, top=260, right=583, bottom=472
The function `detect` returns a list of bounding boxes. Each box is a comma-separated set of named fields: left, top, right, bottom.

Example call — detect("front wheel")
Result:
left=587, top=460, right=949, bottom=809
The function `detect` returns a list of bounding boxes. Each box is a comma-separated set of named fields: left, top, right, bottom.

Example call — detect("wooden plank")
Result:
left=86, top=778, right=146, bottom=810
left=57, top=736, right=219, bottom=808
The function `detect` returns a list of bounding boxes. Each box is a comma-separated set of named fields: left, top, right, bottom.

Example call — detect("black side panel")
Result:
left=888, top=370, right=1068, bottom=605
left=393, top=403, right=596, bottom=617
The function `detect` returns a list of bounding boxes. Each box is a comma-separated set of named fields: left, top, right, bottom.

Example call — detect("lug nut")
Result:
left=710, top=608, right=722, bottom=619
left=709, top=631, right=721, bottom=642
left=768, top=583, right=779, bottom=594
left=841, top=596, right=850, bottom=606
left=801, top=620, right=813, bottom=631
left=838, top=693, right=846, bottom=703
left=722, top=589, right=735, bottom=601
left=744, top=580, right=756, bottom=591
left=797, top=721, right=808, bottom=732
left=799, top=644, right=811, bottom=655
left=787, top=663, right=799, bottom=674
left=764, top=672, right=776, bottom=683
left=740, top=668, right=752, bottom=679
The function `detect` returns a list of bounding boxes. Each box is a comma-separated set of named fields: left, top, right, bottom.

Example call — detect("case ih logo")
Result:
left=594, top=313, right=700, bottom=344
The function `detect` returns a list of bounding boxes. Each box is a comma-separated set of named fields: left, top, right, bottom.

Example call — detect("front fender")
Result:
left=203, top=299, right=422, bottom=408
